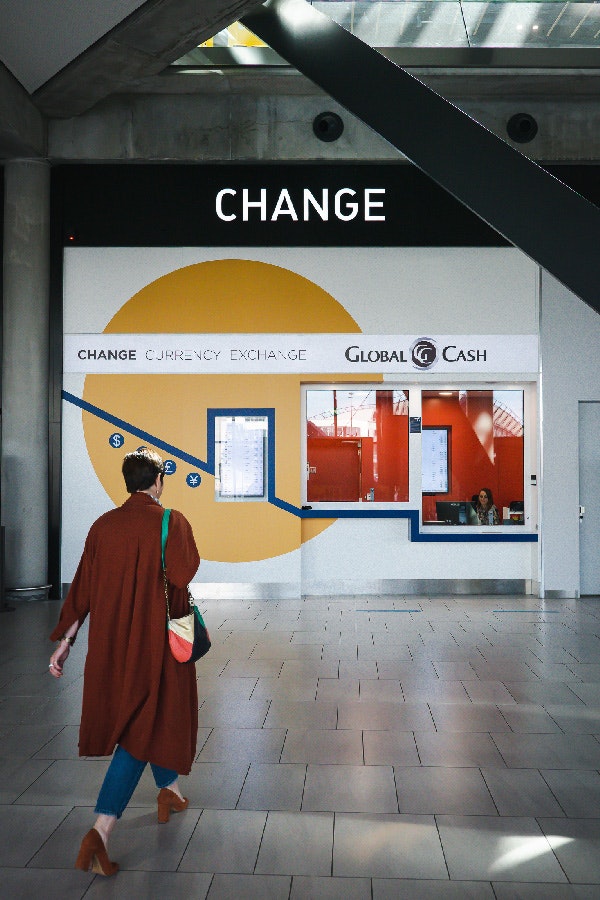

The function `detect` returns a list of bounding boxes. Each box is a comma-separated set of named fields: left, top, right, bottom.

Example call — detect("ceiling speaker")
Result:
left=507, top=113, right=538, bottom=144
left=313, top=112, right=344, bottom=143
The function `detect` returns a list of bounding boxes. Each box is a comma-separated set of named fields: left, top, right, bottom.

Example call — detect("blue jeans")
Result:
left=95, top=744, right=178, bottom=818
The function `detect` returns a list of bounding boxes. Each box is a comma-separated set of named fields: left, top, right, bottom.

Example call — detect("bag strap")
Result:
left=161, top=508, right=172, bottom=621
left=161, top=508, right=171, bottom=569
left=161, top=508, right=194, bottom=623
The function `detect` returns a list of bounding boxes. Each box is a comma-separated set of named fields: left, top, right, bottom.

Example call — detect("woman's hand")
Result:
left=48, top=640, right=71, bottom=678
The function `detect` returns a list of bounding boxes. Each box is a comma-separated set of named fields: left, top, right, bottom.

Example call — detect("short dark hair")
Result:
left=122, top=448, right=164, bottom=493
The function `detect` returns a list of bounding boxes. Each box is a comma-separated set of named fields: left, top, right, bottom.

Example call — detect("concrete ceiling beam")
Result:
left=0, top=62, right=45, bottom=158
left=33, top=0, right=264, bottom=118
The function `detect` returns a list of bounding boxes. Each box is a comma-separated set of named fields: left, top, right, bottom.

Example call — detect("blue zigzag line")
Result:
left=62, top=390, right=213, bottom=474
left=61, top=390, right=537, bottom=543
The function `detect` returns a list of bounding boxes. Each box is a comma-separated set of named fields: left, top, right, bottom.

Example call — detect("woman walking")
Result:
left=49, top=448, right=200, bottom=875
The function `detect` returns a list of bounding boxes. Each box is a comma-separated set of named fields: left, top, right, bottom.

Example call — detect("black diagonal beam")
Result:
left=242, top=0, right=600, bottom=313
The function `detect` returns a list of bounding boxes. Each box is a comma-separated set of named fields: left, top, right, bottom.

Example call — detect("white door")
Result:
left=579, top=401, right=600, bottom=595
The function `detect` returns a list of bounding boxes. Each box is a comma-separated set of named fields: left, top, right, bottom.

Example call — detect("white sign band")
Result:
left=64, top=333, right=539, bottom=375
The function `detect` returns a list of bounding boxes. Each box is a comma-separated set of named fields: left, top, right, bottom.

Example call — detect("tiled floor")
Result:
left=2, top=595, right=600, bottom=897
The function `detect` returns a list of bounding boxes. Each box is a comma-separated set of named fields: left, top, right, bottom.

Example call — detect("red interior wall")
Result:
left=375, top=414, right=409, bottom=501
left=307, top=438, right=361, bottom=501
left=308, top=437, right=374, bottom=501
left=494, top=436, right=524, bottom=508
left=422, top=397, right=523, bottom=520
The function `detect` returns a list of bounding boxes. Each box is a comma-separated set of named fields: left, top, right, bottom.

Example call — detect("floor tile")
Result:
left=538, top=817, right=600, bottom=882
left=316, top=679, right=360, bottom=702
left=255, top=811, right=333, bottom=876
left=290, top=875, right=371, bottom=898
left=502, top=683, right=585, bottom=705
left=429, top=703, right=511, bottom=732
left=496, top=705, right=563, bottom=734
left=567, top=664, right=600, bottom=683
left=0, top=723, right=65, bottom=758
left=543, top=704, right=600, bottom=734
left=0, top=804, right=71, bottom=866
left=0, top=757, right=53, bottom=803
left=279, top=660, right=340, bottom=679
left=196, top=699, right=270, bottom=728
left=31, top=724, right=81, bottom=759
left=0, top=868, right=93, bottom=899
left=264, top=701, right=337, bottom=730
left=207, top=874, right=291, bottom=899
left=568, top=683, right=600, bottom=705
left=433, top=662, right=479, bottom=680
left=373, top=878, right=495, bottom=898
left=17, top=695, right=83, bottom=727
left=223, top=660, right=284, bottom=678
left=7, top=669, right=82, bottom=696
left=363, top=730, right=420, bottom=766
left=187, top=763, right=250, bottom=809
left=252, top=677, right=318, bottom=702
left=481, top=768, right=564, bottom=816
left=281, top=729, right=363, bottom=765
left=540, top=769, right=600, bottom=817
left=338, top=661, right=378, bottom=679
left=358, top=680, right=403, bottom=703
left=414, top=732, right=507, bottom=767
left=0, top=688, right=55, bottom=726
left=196, top=728, right=286, bottom=763
left=302, top=764, right=398, bottom=813
left=337, top=701, right=435, bottom=731
left=491, top=884, right=600, bottom=899
left=462, top=682, right=517, bottom=704
left=375, top=661, right=437, bottom=679
left=396, top=766, right=497, bottom=815
left=237, top=763, right=306, bottom=811
left=197, top=676, right=259, bottom=703
left=85, top=871, right=212, bottom=898
left=470, top=665, right=538, bottom=683
left=400, top=681, right=470, bottom=703
left=525, top=663, right=582, bottom=682
left=179, top=808, right=267, bottom=873
left=359, top=645, right=413, bottom=662
left=333, top=813, right=447, bottom=878
left=14, top=759, right=110, bottom=807
left=490, top=733, right=600, bottom=769
left=436, top=815, right=568, bottom=882
left=254, top=644, right=320, bottom=662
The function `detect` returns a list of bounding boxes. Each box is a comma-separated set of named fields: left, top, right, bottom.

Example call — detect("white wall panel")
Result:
left=540, top=271, right=600, bottom=596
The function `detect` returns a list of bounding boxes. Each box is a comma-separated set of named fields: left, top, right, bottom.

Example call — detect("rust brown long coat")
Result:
left=51, top=492, right=200, bottom=774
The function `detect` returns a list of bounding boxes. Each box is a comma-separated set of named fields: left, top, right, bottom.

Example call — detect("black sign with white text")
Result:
left=55, top=163, right=509, bottom=248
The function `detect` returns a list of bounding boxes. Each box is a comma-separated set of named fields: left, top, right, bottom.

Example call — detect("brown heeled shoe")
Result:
left=157, top=787, right=189, bottom=823
left=75, top=828, right=119, bottom=876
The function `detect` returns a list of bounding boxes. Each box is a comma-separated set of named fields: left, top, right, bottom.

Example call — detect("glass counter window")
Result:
left=421, top=389, right=524, bottom=525
left=306, top=388, right=409, bottom=502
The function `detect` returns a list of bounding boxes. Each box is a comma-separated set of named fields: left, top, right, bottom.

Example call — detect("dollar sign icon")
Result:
left=109, top=433, right=124, bottom=448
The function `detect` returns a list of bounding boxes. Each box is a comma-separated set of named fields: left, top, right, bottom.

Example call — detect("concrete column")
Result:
left=2, top=159, right=50, bottom=590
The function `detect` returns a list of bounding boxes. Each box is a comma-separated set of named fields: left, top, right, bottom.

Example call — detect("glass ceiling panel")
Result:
left=464, top=3, right=600, bottom=47
left=172, top=1, right=600, bottom=67
left=315, top=1, right=600, bottom=48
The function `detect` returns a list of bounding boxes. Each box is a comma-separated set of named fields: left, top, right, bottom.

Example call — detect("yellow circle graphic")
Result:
left=83, top=259, right=364, bottom=562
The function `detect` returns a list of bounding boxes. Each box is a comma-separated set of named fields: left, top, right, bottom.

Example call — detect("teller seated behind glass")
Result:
left=475, top=487, right=501, bottom=525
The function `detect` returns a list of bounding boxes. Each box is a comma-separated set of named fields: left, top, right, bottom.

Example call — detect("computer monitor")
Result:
left=436, top=500, right=478, bottom=525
